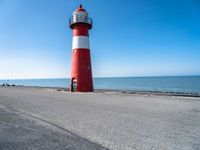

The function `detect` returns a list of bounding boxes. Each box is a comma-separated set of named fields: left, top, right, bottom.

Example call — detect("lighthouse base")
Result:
left=70, top=49, right=93, bottom=92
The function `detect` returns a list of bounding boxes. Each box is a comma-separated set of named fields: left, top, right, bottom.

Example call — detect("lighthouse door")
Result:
left=72, top=79, right=77, bottom=92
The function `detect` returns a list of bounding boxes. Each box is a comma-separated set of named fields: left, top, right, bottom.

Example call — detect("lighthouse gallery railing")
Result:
left=69, top=16, right=93, bottom=26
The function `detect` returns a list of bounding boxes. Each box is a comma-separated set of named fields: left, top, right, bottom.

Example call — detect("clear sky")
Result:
left=0, top=0, right=200, bottom=79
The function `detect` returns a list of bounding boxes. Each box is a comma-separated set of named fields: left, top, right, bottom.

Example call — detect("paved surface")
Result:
left=0, top=101, right=107, bottom=150
left=0, top=87, right=200, bottom=150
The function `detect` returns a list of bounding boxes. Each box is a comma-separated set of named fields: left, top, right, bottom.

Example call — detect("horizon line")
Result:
left=0, top=75, right=200, bottom=80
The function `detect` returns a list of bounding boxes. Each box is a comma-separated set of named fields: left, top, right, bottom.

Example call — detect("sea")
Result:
left=0, top=76, right=200, bottom=94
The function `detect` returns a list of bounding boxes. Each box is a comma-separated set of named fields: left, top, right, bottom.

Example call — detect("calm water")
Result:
left=0, top=76, right=200, bottom=94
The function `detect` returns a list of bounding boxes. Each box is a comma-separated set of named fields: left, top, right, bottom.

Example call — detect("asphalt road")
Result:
left=0, top=87, right=200, bottom=150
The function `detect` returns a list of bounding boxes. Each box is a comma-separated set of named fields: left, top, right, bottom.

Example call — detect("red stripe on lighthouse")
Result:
left=73, top=24, right=89, bottom=36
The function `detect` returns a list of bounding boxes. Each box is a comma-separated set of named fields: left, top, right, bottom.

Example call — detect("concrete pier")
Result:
left=0, top=87, right=199, bottom=150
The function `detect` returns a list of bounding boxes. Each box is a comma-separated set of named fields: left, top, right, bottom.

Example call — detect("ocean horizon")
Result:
left=0, top=76, right=200, bottom=94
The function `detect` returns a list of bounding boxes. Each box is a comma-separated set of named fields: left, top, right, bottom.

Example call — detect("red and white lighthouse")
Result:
left=69, top=5, right=93, bottom=92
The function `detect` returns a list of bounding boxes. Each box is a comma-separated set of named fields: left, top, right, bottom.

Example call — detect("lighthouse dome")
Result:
left=73, top=4, right=88, bottom=16
left=74, top=4, right=87, bottom=13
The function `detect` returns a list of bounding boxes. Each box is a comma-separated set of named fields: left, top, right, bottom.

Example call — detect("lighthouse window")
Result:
left=74, top=14, right=86, bottom=23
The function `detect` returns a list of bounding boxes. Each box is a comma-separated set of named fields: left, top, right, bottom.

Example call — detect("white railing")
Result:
left=69, top=16, right=93, bottom=27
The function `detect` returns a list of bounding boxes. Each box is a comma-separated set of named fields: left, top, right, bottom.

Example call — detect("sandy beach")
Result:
left=0, top=86, right=200, bottom=150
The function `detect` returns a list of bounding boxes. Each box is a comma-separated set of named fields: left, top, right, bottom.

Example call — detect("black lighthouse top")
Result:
left=69, top=5, right=93, bottom=29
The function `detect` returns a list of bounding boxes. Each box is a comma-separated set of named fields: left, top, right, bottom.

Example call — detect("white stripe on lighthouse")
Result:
left=72, top=36, right=90, bottom=49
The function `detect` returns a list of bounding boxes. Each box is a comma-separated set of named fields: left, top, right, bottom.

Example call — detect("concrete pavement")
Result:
left=0, top=86, right=200, bottom=150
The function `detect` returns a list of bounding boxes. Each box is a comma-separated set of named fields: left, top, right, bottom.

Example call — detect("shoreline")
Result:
left=2, top=85, right=200, bottom=97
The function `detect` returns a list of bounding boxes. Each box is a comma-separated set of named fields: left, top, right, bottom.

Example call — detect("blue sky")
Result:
left=0, top=0, right=200, bottom=79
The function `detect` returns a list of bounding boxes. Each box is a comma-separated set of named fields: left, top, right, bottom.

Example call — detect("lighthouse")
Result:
left=69, top=5, right=94, bottom=92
